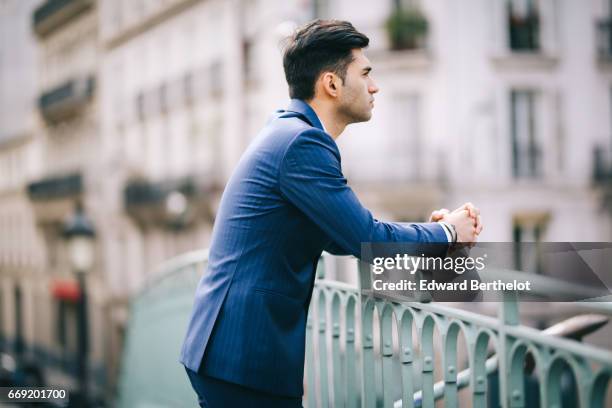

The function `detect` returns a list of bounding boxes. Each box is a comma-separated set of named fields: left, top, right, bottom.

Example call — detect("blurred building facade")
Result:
left=1, top=0, right=612, bottom=397
left=0, top=0, right=45, bottom=371
left=4, top=0, right=110, bottom=392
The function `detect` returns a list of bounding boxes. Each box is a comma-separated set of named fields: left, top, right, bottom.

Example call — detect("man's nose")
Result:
left=369, top=81, right=379, bottom=94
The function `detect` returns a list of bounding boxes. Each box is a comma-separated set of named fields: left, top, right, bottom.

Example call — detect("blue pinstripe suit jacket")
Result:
left=179, top=99, right=448, bottom=397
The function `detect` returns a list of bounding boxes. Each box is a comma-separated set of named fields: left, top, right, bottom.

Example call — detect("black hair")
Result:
left=282, top=20, right=369, bottom=101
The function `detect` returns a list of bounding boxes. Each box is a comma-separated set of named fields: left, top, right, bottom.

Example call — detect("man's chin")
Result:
left=351, top=111, right=373, bottom=124
left=360, top=111, right=373, bottom=122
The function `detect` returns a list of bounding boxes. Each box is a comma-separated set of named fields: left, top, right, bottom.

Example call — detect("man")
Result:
left=180, top=20, right=482, bottom=407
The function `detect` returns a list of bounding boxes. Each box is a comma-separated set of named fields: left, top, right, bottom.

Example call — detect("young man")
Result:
left=180, top=20, right=482, bottom=407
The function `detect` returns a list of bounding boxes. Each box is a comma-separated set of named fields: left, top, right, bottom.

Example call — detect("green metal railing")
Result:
left=117, top=250, right=612, bottom=407
left=307, top=258, right=612, bottom=408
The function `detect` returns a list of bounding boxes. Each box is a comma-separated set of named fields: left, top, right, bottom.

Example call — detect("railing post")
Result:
left=305, top=314, right=316, bottom=408
left=358, top=259, right=372, bottom=292
left=359, top=259, right=376, bottom=407
left=345, top=296, right=359, bottom=408
left=317, top=291, right=330, bottom=408
left=331, top=294, right=344, bottom=407
left=380, top=306, right=396, bottom=407
left=499, top=290, right=520, bottom=408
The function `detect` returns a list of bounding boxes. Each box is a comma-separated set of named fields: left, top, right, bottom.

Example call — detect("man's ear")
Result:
left=320, top=72, right=339, bottom=98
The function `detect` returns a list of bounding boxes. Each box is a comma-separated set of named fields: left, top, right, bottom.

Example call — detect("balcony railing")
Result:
left=33, top=0, right=93, bottom=37
left=38, top=76, right=95, bottom=123
left=124, top=176, right=217, bottom=228
left=26, top=172, right=82, bottom=201
left=597, top=20, right=612, bottom=61
left=117, top=250, right=612, bottom=407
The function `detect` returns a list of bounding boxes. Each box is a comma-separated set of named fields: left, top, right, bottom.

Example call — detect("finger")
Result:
left=453, top=203, right=473, bottom=216
left=430, top=209, right=449, bottom=222
left=476, top=215, right=483, bottom=234
left=472, top=206, right=481, bottom=218
left=460, top=202, right=480, bottom=218
left=437, top=209, right=450, bottom=219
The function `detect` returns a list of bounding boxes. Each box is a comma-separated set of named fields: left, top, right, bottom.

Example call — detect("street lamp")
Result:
left=63, top=203, right=95, bottom=407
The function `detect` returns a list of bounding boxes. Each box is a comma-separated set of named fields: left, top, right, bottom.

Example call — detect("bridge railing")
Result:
left=306, top=255, right=612, bottom=408
left=116, top=250, right=612, bottom=407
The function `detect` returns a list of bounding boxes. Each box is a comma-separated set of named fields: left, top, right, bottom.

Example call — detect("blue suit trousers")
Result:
left=185, top=368, right=303, bottom=408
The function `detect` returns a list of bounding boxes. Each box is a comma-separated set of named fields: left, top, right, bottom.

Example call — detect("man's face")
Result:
left=337, top=48, right=379, bottom=123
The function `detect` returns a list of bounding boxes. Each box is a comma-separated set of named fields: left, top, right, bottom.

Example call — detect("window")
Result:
left=507, top=0, right=540, bottom=51
left=242, top=39, right=254, bottom=85
left=513, top=213, right=548, bottom=272
left=597, top=17, right=612, bottom=58
left=511, top=90, right=541, bottom=179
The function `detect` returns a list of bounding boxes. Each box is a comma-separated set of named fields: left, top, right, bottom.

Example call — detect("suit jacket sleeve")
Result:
left=324, top=240, right=352, bottom=256
left=279, top=129, right=448, bottom=259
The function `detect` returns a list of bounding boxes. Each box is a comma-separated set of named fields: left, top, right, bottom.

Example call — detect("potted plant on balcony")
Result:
left=385, top=7, right=429, bottom=51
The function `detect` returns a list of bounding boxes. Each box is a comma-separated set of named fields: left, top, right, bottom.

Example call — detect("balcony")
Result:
left=124, top=176, right=216, bottom=228
left=33, top=0, right=93, bottom=37
left=26, top=172, right=82, bottom=201
left=38, top=76, right=95, bottom=123
left=597, top=19, right=612, bottom=62
left=384, top=8, right=429, bottom=51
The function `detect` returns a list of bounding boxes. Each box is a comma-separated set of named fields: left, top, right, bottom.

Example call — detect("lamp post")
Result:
left=62, top=203, right=95, bottom=407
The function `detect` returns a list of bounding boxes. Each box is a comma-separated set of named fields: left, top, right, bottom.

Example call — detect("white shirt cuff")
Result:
left=438, top=222, right=454, bottom=243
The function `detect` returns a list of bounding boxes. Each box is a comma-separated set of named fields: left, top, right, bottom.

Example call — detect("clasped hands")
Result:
left=429, top=202, right=483, bottom=243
